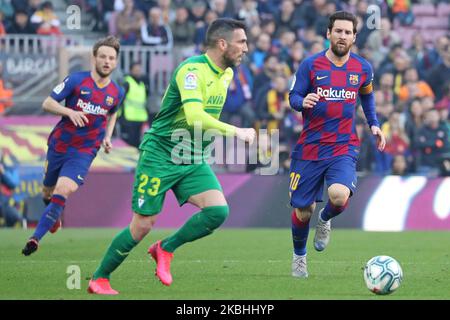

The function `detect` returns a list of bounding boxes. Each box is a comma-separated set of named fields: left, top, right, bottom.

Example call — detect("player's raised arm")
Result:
left=289, top=59, right=319, bottom=111
left=359, top=63, right=385, bottom=151
left=102, top=88, right=124, bottom=154
left=42, top=96, right=89, bottom=127
left=44, top=75, right=89, bottom=127
left=184, top=105, right=256, bottom=144
left=102, top=112, right=118, bottom=153
left=176, top=65, right=255, bottom=144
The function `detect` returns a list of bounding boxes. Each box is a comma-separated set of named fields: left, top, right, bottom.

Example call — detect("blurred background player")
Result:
left=288, top=11, right=386, bottom=278
left=21, top=36, right=125, bottom=256
left=0, top=149, right=21, bottom=227
left=117, top=61, right=150, bottom=149
left=88, top=18, right=256, bottom=295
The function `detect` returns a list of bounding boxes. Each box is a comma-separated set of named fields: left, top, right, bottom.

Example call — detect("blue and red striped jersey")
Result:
left=289, top=50, right=379, bottom=161
left=48, top=71, right=124, bottom=155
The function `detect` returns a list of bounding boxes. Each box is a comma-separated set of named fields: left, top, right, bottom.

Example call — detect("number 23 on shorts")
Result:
left=137, top=174, right=161, bottom=196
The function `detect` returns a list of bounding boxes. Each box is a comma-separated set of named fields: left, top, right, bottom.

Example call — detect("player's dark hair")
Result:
left=205, top=18, right=247, bottom=48
left=93, top=36, right=120, bottom=57
left=328, top=11, right=357, bottom=34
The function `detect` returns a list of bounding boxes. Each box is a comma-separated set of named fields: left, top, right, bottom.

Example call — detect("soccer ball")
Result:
left=363, top=255, right=403, bottom=295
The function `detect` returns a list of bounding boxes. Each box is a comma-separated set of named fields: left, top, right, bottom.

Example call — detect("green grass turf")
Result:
left=0, top=229, right=449, bottom=300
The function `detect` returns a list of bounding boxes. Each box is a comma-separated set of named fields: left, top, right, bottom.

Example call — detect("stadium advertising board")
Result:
left=61, top=174, right=450, bottom=231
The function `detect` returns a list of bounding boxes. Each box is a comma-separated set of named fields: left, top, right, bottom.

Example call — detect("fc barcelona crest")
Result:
left=349, top=74, right=359, bottom=85
left=106, top=96, right=114, bottom=106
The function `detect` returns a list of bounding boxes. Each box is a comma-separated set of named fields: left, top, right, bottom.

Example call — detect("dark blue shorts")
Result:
left=289, top=155, right=357, bottom=208
left=43, top=148, right=95, bottom=187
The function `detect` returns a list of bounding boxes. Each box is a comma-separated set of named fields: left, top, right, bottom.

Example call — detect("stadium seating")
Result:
left=411, top=3, right=436, bottom=16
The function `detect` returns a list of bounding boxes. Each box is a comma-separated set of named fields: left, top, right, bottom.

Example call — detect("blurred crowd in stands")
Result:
left=0, top=0, right=62, bottom=35
left=0, top=0, right=449, bottom=177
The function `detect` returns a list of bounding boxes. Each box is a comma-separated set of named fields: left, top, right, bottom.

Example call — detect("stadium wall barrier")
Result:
left=57, top=173, right=450, bottom=231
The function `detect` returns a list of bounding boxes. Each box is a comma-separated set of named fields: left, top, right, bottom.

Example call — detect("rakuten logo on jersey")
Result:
left=317, top=87, right=356, bottom=101
left=76, top=99, right=108, bottom=115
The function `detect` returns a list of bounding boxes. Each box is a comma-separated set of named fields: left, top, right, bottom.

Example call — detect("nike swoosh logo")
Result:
left=316, top=75, right=328, bottom=80
left=351, top=182, right=356, bottom=188
left=77, top=175, right=84, bottom=181
left=116, top=250, right=130, bottom=257
left=207, top=81, right=213, bottom=87
left=187, top=67, right=198, bottom=71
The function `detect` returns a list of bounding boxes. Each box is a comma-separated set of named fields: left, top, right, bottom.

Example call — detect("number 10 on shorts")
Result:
left=289, top=173, right=300, bottom=191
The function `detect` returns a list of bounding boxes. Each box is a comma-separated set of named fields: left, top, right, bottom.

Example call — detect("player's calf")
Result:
left=42, top=197, right=63, bottom=234
left=22, top=195, right=66, bottom=255
left=203, top=205, right=229, bottom=231
left=49, top=218, right=62, bottom=233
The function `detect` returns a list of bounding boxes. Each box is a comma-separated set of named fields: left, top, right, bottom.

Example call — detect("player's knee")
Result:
left=137, top=219, right=154, bottom=234
left=328, top=185, right=350, bottom=207
left=295, top=207, right=313, bottom=222
left=53, top=184, right=77, bottom=197
left=328, top=193, right=349, bottom=207
left=131, top=215, right=155, bottom=241
left=204, top=205, right=229, bottom=229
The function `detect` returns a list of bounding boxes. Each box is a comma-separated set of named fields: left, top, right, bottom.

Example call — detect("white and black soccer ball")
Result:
left=363, top=255, right=403, bottom=295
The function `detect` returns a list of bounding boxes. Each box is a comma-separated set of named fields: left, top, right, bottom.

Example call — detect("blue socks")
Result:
left=32, top=194, right=66, bottom=240
left=291, top=210, right=310, bottom=256
left=320, top=200, right=348, bottom=222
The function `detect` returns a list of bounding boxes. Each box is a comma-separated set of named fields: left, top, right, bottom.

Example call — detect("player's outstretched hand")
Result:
left=371, top=126, right=386, bottom=152
left=68, top=110, right=89, bottom=127
left=235, top=128, right=256, bottom=145
left=302, top=93, right=320, bottom=109
left=102, top=138, right=113, bottom=154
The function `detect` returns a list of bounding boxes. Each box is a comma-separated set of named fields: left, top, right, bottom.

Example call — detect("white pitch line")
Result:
left=1, top=259, right=448, bottom=265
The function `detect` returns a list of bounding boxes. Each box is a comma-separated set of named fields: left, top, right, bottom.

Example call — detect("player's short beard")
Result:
left=331, top=41, right=352, bottom=57
left=223, top=50, right=239, bottom=68
left=96, top=65, right=111, bottom=78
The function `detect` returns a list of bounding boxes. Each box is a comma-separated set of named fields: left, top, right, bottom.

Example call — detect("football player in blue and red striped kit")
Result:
left=22, top=36, right=125, bottom=256
left=288, top=12, right=386, bottom=277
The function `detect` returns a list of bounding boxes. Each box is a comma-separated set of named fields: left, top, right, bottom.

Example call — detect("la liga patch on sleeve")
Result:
left=53, top=81, right=65, bottom=94
left=184, top=72, right=198, bottom=90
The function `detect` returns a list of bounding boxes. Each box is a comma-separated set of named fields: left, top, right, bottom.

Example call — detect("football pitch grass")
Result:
left=1, top=228, right=449, bottom=300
